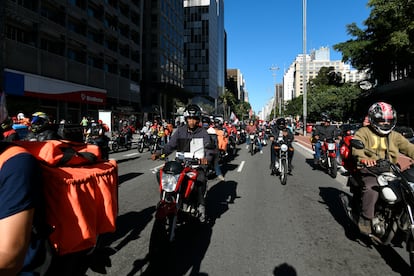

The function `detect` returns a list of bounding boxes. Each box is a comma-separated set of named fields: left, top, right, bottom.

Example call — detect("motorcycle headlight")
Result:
left=161, top=173, right=180, bottom=192
left=281, top=144, right=288, bottom=152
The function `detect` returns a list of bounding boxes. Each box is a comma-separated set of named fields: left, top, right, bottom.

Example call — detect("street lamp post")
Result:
left=269, top=65, right=279, bottom=120
left=302, top=0, right=307, bottom=136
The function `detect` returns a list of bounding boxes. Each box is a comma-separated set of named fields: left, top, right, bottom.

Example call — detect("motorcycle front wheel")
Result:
left=148, top=216, right=175, bottom=260
left=280, top=158, right=288, bottom=185
left=137, top=141, right=144, bottom=153
left=111, top=141, right=119, bottom=152
left=328, top=156, right=338, bottom=178
left=250, top=143, right=254, bottom=156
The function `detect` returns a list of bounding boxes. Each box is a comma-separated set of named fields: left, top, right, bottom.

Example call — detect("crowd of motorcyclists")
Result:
left=5, top=100, right=414, bottom=274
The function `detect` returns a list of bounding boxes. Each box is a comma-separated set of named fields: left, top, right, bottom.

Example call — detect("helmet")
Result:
left=368, top=102, right=396, bottom=135
left=184, top=104, right=201, bottom=120
left=1, top=117, right=13, bottom=130
left=202, top=116, right=211, bottom=124
left=321, top=112, right=331, bottom=122
left=31, top=112, right=49, bottom=133
left=17, top=112, right=25, bottom=121
left=276, top=118, right=286, bottom=130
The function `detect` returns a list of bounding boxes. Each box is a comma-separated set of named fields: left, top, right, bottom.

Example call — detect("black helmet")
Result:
left=31, top=112, right=50, bottom=133
left=321, top=112, right=331, bottom=122
left=201, top=116, right=211, bottom=124
left=276, top=118, right=286, bottom=130
left=184, top=104, right=201, bottom=120
left=162, top=160, right=183, bottom=174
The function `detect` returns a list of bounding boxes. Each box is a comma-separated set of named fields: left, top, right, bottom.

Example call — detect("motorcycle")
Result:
left=249, top=133, right=259, bottom=156
left=227, top=132, right=237, bottom=157
left=149, top=152, right=206, bottom=257
left=271, top=136, right=290, bottom=185
left=137, top=132, right=150, bottom=153
left=149, top=134, right=163, bottom=154
left=236, top=127, right=246, bottom=145
left=110, top=131, right=132, bottom=152
left=341, top=139, right=414, bottom=269
left=316, top=138, right=338, bottom=178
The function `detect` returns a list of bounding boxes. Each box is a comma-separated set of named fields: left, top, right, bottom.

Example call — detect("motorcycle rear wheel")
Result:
left=280, top=159, right=288, bottom=185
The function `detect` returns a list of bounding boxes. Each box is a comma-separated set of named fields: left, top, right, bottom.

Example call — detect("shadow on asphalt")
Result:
left=319, top=187, right=412, bottom=275
left=273, top=262, right=297, bottom=275
left=118, top=172, right=144, bottom=185
left=141, top=180, right=240, bottom=276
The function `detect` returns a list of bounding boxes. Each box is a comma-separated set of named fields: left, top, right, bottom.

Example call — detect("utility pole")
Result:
left=269, top=65, right=279, bottom=120
left=302, top=0, right=307, bottom=135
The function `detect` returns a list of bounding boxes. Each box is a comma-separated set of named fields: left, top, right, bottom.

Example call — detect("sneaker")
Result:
left=246, top=145, right=249, bottom=150
left=358, top=216, right=372, bottom=235
left=217, top=175, right=225, bottom=181
left=260, top=150, right=263, bottom=154
left=198, top=205, right=206, bottom=223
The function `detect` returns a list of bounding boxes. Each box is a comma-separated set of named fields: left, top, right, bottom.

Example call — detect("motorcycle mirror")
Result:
left=350, top=139, right=364, bottom=149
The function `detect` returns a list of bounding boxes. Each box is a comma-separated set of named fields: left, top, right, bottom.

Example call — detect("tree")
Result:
left=333, top=0, right=414, bottom=84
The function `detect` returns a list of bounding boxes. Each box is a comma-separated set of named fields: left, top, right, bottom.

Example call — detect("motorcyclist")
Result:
left=312, top=113, right=339, bottom=165
left=352, top=102, right=414, bottom=235
left=120, top=121, right=133, bottom=145
left=269, top=118, right=295, bottom=175
left=1, top=117, right=20, bottom=141
left=25, top=112, right=61, bottom=141
left=245, top=120, right=263, bottom=154
left=203, top=116, right=225, bottom=181
left=86, top=119, right=110, bottom=159
left=151, top=104, right=213, bottom=222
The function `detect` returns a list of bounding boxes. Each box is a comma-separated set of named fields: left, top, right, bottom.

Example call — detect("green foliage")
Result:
left=285, top=68, right=362, bottom=122
left=333, top=0, right=414, bottom=84
left=219, top=89, right=251, bottom=120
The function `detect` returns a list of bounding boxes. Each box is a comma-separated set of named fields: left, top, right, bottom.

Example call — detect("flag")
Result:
left=230, top=112, right=239, bottom=124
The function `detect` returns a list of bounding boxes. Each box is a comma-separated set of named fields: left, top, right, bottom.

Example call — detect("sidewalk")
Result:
left=293, top=134, right=413, bottom=171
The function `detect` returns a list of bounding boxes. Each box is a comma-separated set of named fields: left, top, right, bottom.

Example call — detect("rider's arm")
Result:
left=352, top=127, right=377, bottom=166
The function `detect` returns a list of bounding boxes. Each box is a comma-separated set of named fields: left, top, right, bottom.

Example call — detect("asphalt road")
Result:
left=82, top=140, right=412, bottom=276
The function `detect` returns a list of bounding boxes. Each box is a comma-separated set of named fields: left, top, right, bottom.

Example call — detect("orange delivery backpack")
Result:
left=10, top=139, right=119, bottom=256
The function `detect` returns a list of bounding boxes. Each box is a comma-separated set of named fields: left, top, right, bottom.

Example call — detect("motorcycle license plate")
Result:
left=327, top=143, right=336, bottom=150
left=250, top=135, right=255, bottom=139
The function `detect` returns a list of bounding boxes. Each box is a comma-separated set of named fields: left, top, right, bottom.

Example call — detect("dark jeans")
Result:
left=359, top=171, right=378, bottom=219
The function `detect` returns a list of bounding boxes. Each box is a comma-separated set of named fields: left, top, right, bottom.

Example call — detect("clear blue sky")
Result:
left=225, top=0, right=371, bottom=114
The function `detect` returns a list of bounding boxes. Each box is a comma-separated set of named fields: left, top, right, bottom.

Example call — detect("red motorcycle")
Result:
left=319, top=138, right=338, bottom=178
left=149, top=152, right=204, bottom=257
left=339, top=129, right=358, bottom=174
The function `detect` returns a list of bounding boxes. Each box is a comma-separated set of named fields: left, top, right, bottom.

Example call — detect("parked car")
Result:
left=394, top=126, right=414, bottom=143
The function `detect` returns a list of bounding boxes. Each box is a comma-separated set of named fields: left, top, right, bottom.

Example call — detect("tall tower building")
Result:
left=183, top=0, right=225, bottom=105
left=141, top=0, right=185, bottom=119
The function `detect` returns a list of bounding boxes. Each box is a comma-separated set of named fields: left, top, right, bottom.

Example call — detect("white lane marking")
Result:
left=151, top=164, right=165, bottom=174
left=124, top=152, right=139, bottom=157
left=237, top=161, right=245, bottom=172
